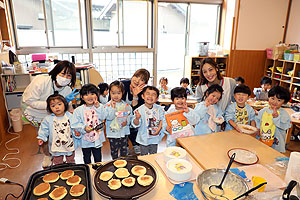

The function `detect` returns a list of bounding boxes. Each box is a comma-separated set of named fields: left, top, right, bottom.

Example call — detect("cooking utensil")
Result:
left=92, top=122, right=105, bottom=131
left=282, top=180, right=298, bottom=200
left=36, top=145, right=42, bottom=154
left=209, top=153, right=236, bottom=196
left=233, top=182, right=267, bottom=200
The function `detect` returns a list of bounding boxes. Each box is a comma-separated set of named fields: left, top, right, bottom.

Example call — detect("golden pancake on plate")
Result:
left=99, top=171, right=114, bottom=181
left=42, top=172, right=59, bottom=183
left=131, top=165, right=147, bottom=176
left=137, top=175, right=153, bottom=186
left=49, top=186, right=67, bottom=200
left=37, top=198, right=48, bottom=200
left=114, top=168, right=130, bottom=178
left=60, top=169, right=74, bottom=180
left=33, top=182, right=51, bottom=196
left=108, top=179, right=121, bottom=190
left=70, top=184, right=86, bottom=197
left=113, top=159, right=127, bottom=168
left=66, top=175, right=81, bottom=186
left=121, top=177, right=135, bottom=187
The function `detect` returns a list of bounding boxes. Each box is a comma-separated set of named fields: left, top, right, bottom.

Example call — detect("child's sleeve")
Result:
left=67, top=112, right=82, bottom=139
left=273, top=109, right=292, bottom=131
left=194, top=103, right=208, bottom=120
left=37, top=116, right=50, bottom=142
left=216, top=105, right=224, bottom=121
left=131, top=107, right=142, bottom=128
left=96, top=104, right=106, bottom=120
left=248, top=106, right=256, bottom=123
left=184, top=107, right=200, bottom=126
left=225, top=104, right=235, bottom=123
left=105, top=103, right=116, bottom=121
left=71, top=107, right=87, bottom=135
left=162, top=111, right=169, bottom=136
left=126, top=105, right=133, bottom=125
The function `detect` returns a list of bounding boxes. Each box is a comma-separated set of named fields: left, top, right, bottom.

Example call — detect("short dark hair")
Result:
left=234, top=84, right=251, bottom=96
left=159, top=77, right=168, bottom=84
left=200, top=58, right=223, bottom=85
left=141, top=86, right=159, bottom=98
left=46, top=94, right=68, bottom=113
left=180, top=78, right=190, bottom=85
left=235, top=77, right=245, bottom=84
left=261, top=77, right=272, bottom=85
left=202, top=84, right=224, bottom=101
left=49, top=60, right=76, bottom=87
left=132, top=68, right=150, bottom=84
left=80, top=84, right=99, bottom=104
left=98, top=82, right=109, bottom=95
left=171, top=87, right=187, bottom=101
left=268, top=86, right=290, bottom=103
left=109, top=80, right=125, bottom=94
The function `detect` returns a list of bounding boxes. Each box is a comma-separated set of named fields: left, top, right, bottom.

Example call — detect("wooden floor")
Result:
left=0, top=124, right=299, bottom=198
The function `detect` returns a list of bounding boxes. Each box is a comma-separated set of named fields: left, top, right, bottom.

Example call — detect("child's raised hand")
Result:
left=121, top=121, right=127, bottom=127
left=272, top=107, right=279, bottom=118
left=37, top=139, right=43, bottom=146
left=166, top=126, right=172, bottom=133
left=94, top=97, right=100, bottom=108
left=85, top=126, right=93, bottom=133
left=74, top=130, right=81, bottom=137
left=134, top=110, right=141, bottom=120
left=111, top=100, right=116, bottom=109
left=183, top=103, right=189, bottom=113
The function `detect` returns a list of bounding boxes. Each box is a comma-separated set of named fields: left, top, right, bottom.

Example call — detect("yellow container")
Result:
left=252, top=176, right=267, bottom=192
left=294, top=54, right=300, bottom=62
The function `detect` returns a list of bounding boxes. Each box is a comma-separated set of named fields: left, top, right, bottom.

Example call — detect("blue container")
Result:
left=284, top=53, right=294, bottom=61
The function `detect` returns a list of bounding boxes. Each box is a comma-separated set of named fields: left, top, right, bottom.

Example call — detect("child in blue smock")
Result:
left=37, top=94, right=81, bottom=166
left=132, top=86, right=164, bottom=155
left=71, top=84, right=109, bottom=164
left=256, top=86, right=291, bottom=153
left=194, top=84, right=224, bottom=135
left=225, top=84, right=256, bottom=131
left=105, top=80, right=132, bottom=159
left=163, top=87, right=199, bottom=147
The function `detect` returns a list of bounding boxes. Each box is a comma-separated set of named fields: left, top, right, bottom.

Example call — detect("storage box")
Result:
left=294, top=54, right=300, bottom=62
left=266, top=48, right=273, bottom=59
left=284, top=53, right=294, bottom=61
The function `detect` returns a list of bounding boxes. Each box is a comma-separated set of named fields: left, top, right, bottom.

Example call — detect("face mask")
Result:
left=56, top=75, right=71, bottom=87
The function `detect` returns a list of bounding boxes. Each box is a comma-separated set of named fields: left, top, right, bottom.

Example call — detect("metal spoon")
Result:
left=209, top=153, right=236, bottom=196
left=233, top=182, right=267, bottom=200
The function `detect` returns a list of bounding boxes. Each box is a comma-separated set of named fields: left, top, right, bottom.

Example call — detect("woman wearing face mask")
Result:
left=22, top=60, right=77, bottom=168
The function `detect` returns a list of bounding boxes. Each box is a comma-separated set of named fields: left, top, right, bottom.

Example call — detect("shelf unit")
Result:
left=190, top=56, right=228, bottom=92
left=264, top=58, right=300, bottom=102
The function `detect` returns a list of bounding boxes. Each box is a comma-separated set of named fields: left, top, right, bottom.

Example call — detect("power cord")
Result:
left=0, top=178, right=25, bottom=200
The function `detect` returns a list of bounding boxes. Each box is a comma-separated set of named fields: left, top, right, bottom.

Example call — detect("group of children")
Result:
left=37, top=73, right=292, bottom=166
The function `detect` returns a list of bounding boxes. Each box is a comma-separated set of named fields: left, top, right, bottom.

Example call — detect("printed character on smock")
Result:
left=225, top=102, right=256, bottom=131
left=255, top=107, right=291, bottom=153
left=194, top=102, right=224, bottom=134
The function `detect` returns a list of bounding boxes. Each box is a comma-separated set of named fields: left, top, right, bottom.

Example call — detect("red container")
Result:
left=266, top=48, right=273, bottom=59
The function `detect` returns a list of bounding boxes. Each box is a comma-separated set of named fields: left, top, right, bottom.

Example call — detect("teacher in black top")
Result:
left=121, top=69, right=150, bottom=154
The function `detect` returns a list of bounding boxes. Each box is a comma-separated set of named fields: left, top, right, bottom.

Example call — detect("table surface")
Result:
left=177, top=130, right=286, bottom=180
left=89, top=153, right=205, bottom=200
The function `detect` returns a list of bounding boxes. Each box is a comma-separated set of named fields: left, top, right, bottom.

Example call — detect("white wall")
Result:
left=285, top=0, right=300, bottom=44
left=235, top=0, right=288, bottom=50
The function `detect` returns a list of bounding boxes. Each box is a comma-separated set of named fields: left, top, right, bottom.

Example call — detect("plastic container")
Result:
left=198, top=42, right=209, bottom=57
left=294, top=53, right=300, bottom=62
left=284, top=53, right=294, bottom=61
left=266, top=48, right=273, bottom=59
left=10, top=108, right=23, bottom=132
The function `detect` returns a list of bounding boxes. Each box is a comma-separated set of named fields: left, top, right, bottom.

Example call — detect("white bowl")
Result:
left=163, top=146, right=187, bottom=162
left=166, top=158, right=192, bottom=182
left=237, top=124, right=258, bottom=134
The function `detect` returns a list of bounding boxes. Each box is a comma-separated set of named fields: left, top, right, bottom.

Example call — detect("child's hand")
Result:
left=183, top=103, right=189, bottom=113
left=272, top=107, right=279, bottom=118
left=85, top=126, right=93, bottom=133
left=134, top=110, right=141, bottom=120
left=74, top=130, right=81, bottom=136
left=37, top=139, right=43, bottom=146
left=121, top=121, right=127, bottom=127
left=151, top=128, right=160, bottom=135
left=111, top=100, right=116, bottom=109
left=94, top=97, right=100, bottom=108
left=166, top=126, right=172, bottom=133
left=235, top=126, right=242, bottom=133
left=253, top=129, right=260, bottom=137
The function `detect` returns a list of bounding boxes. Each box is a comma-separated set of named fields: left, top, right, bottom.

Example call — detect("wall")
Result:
left=285, top=0, right=300, bottom=44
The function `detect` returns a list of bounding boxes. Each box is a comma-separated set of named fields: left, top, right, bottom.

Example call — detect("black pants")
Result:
left=82, top=147, right=102, bottom=164
left=109, top=136, right=128, bottom=159
left=128, top=128, right=138, bottom=146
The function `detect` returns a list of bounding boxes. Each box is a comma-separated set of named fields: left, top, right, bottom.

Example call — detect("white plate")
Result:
left=228, top=148, right=259, bottom=165
left=237, top=124, right=258, bottom=134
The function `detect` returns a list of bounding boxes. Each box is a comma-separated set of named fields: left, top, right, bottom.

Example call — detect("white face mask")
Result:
left=56, top=75, right=71, bottom=87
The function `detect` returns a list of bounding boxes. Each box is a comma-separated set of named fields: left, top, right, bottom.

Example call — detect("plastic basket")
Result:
left=294, top=54, right=300, bottom=62
left=266, top=48, right=273, bottom=59
left=284, top=53, right=294, bottom=61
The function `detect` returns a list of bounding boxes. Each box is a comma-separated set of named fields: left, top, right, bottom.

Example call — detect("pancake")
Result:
left=33, top=182, right=51, bottom=196
left=113, top=159, right=127, bottom=168
left=99, top=171, right=114, bottom=181
left=66, top=175, right=81, bottom=186
left=137, top=175, right=154, bottom=186
left=60, top=169, right=74, bottom=180
left=108, top=179, right=121, bottom=190
left=49, top=186, right=67, bottom=200
left=70, top=184, right=86, bottom=197
left=43, top=172, right=59, bottom=183
left=131, top=165, right=147, bottom=176
left=114, top=168, right=130, bottom=178
left=37, top=198, right=48, bottom=200
left=121, top=177, right=135, bottom=187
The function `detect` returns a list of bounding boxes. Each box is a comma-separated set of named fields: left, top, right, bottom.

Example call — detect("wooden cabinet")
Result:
left=264, top=59, right=300, bottom=102
left=190, top=56, right=228, bottom=92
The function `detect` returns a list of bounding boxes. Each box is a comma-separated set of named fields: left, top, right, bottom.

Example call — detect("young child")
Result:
left=180, top=78, right=194, bottom=96
left=98, top=82, right=109, bottom=104
left=235, top=77, right=245, bottom=85
left=132, top=86, right=164, bottom=155
left=71, top=84, right=109, bottom=164
left=37, top=94, right=81, bottom=166
left=158, top=77, right=171, bottom=95
left=164, top=87, right=199, bottom=146
left=194, top=84, right=224, bottom=134
left=256, top=86, right=291, bottom=153
left=253, top=77, right=272, bottom=100
left=225, top=85, right=256, bottom=132
left=105, top=81, right=132, bottom=159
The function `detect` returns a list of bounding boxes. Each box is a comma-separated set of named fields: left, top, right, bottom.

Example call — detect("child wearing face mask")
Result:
left=194, top=84, right=224, bottom=135
left=105, top=81, right=132, bottom=159
left=71, top=84, right=112, bottom=164
left=255, top=86, right=291, bottom=153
